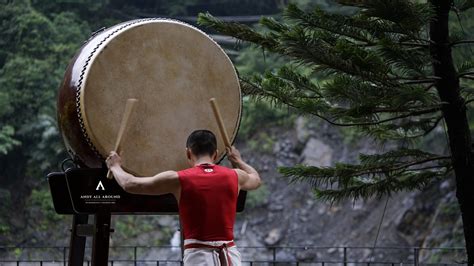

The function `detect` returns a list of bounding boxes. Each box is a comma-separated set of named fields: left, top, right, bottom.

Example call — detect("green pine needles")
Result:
left=198, top=1, right=470, bottom=203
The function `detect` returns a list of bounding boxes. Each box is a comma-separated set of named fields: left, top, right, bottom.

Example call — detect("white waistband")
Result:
left=184, top=239, right=235, bottom=247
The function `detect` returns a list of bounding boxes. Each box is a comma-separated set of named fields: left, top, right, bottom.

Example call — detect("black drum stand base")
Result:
left=69, top=213, right=113, bottom=265
left=69, top=214, right=88, bottom=265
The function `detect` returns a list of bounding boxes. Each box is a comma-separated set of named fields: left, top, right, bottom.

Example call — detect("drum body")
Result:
left=58, top=19, right=241, bottom=176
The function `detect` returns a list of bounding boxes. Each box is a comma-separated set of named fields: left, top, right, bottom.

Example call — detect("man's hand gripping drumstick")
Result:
left=209, top=98, right=261, bottom=190
left=106, top=98, right=138, bottom=179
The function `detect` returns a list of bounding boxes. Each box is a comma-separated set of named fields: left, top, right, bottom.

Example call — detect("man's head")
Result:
left=186, top=130, right=218, bottom=162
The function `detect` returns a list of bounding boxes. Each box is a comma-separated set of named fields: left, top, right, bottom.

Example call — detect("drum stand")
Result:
left=68, top=212, right=113, bottom=265
left=68, top=214, right=89, bottom=265
left=47, top=165, right=174, bottom=266
left=48, top=168, right=117, bottom=265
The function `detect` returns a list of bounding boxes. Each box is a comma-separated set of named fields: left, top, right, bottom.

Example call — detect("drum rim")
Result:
left=75, top=18, right=242, bottom=171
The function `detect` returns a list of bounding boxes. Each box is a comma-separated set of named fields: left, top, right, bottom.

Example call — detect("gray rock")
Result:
left=157, top=216, right=176, bottom=227
left=269, top=204, right=284, bottom=212
left=265, top=228, right=283, bottom=246
left=295, top=116, right=310, bottom=144
left=296, top=249, right=317, bottom=261
left=301, top=138, right=333, bottom=166
left=439, top=180, right=451, bottom=191
left=277, top=250, right=297, bottom=262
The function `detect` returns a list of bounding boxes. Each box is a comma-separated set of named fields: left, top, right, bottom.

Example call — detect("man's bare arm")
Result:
left=106, top=152, right=180, bottom=196
left=227, top=146, right=261, bottom=191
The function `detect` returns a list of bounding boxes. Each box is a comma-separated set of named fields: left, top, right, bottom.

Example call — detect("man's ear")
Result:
left=186, top=148, right=192, bottom=160
left=212, top=150, right=218, bottom=161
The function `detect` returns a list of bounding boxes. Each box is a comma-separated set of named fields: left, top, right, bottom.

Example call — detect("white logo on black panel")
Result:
left=96, top=181, right=105, bottom=191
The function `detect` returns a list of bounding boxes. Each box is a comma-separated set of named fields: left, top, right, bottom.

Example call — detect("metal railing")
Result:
left=0, top=245, right=468, bottom=265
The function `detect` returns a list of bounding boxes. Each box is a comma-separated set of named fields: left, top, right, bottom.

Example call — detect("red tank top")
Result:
left=178, top=164, right=238, bottom=241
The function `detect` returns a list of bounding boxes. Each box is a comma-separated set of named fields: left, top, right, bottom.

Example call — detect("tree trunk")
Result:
left=429, top=0, right=474, bottom=264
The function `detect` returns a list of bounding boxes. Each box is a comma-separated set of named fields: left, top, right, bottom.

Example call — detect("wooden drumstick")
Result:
left=209, top=98, right=231, bottom=148
left=107, top=98, right=138, bottom=179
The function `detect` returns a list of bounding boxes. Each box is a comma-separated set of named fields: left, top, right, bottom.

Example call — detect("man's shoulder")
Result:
left=232, top=168, right=245, bottom=176
left=215, top=164, right=239, bottom=173
left=176, top=167, right=196, bottom=177
left=159, top=170, right=179, bottom=179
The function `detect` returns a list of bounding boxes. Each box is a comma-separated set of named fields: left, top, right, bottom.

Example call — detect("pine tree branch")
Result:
left=197, top=13, right=279, bottom=51
left=325, top=75, right=440, bottom=109
left=315, top=169, right=448, bottom=202
left=398, top=42, right=431, bottom=48
left=280, top=150, right=451, bottom=202
left=360, top=115, right=444, bottom=140
left=201, top=0, right=456, bottom=205
left=451, top=40, right=474, bottom=46
left=455, top=0, right=474, bottom=12
left=282, top=8, right=434, bottom=82
left=280, top=32, right=394, bottom=84
left=241, top=77, right=441, bottom=127
left=284, top=5, right=375, bottom=45
left=363, top=41, right=431, bottom=48
left=424, top=83, right=437, bottom=91
left=329, top=1, right=433, bottom=38
left=201, top=7, right=432, bottom=87
left=372, top=105, right=441, bottom=113
left=457, top=60, right=474, bottom=74
left=409, top=165, right=452, bottom=171
left=394, top=75, right=440, bottom=81
left=330, top=155, right=450, bottom=178
left=465, top=98, right=474, bottom=106
left=283, top=149, right=450, bottom=179
left=458, top=72, right=474, bottom=78
left=420, top=115, right=444, bottom=136
left=400, top=79, right=437, bottom=85
left=372, top=155, right=450, bottom=173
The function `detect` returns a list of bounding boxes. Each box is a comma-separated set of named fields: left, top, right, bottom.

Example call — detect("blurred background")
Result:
left=0, top=0, right=472, bottom=264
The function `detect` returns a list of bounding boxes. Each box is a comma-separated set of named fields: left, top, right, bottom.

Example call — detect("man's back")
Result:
left=107, top=129, right=261, bottom=266
left=178, top=164, right=238, bottom=241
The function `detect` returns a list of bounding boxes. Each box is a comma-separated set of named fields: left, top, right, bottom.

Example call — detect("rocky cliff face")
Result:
left=1, top=116, right=465, bottom=263
left=229, top=116, right=465, bottom=263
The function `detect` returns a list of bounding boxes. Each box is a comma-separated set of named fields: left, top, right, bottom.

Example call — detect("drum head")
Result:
left=79, top=20, right=241, bottom=176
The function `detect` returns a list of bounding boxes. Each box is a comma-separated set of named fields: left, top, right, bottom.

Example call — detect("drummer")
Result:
left=106, top=129, right=261, bottom=266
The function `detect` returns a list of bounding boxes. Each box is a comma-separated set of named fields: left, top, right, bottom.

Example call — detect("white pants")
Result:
left=183, top=239, right=242, bottom=266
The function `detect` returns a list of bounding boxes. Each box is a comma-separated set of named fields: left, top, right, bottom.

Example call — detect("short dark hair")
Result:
left=186, top=130, right=217, bottom=157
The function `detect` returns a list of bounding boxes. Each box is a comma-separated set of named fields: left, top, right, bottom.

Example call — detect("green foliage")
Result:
left=0, top=2, right=96, bottom=241
left=0, top=125, right=20, bottom=155
left=0, top=189, right=12, bottom=235
left=239, top=98, right=294, bottom=139
left=13, top=248, right=22, bottom=259
left=198, top=1, right=471, bottom=202
left=245, top=184, right=269, bottom=209
left=247, top=132, right=275, bottom=154
left=162, top=0, right=199, bottom=16
left=31, top=0, right=108, bottom=16
left=439, top=200, right=461, bottom=217
left=0, top=0, right=91, bottom=186
left=114, top=216, right=153, bottom=238
left=281, top=149, right=451, bottom=201
left=28, top=188, right=61, bottom=222
left=455, top=0, right=474, bottom=12
left=26, top=115, right=65, bottom=173
left=200, top=7, right=442, bottom=140
left=235, top=46, right=287, bottom=76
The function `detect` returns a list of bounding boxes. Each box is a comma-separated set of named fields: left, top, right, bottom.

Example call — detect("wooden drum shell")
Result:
left=57, top=19, right=242, bottom=174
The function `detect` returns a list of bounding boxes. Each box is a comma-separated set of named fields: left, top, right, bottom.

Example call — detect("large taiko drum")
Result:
left=58, top=19, right=241, bottom=176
